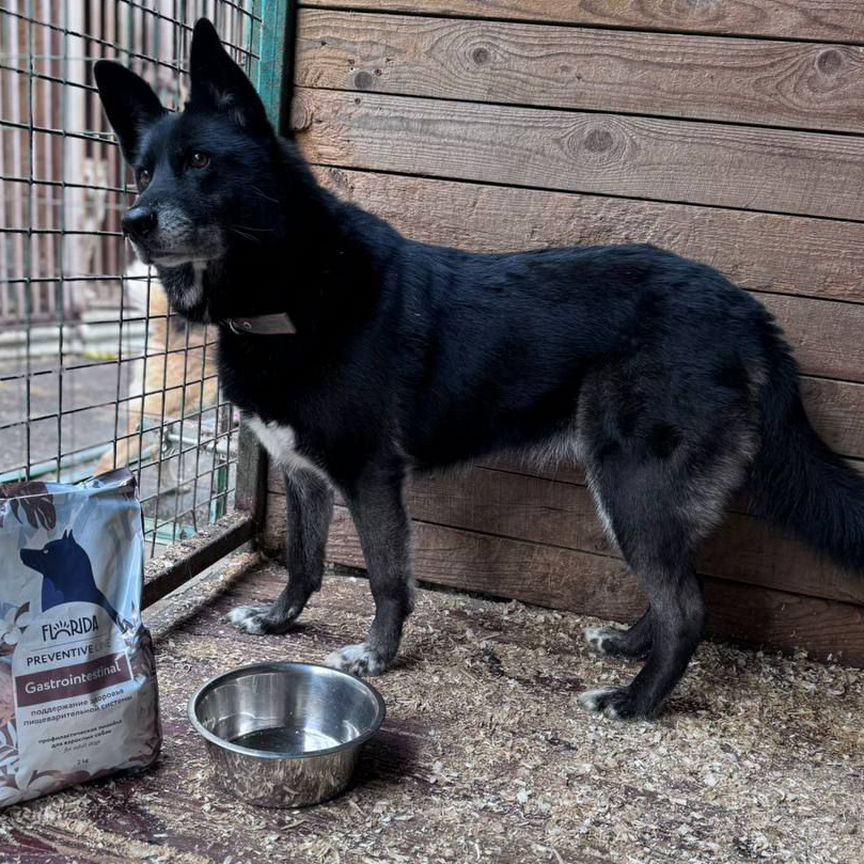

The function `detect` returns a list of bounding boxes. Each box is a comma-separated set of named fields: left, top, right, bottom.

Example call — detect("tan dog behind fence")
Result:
left=96, top=260, right=220, bottom=478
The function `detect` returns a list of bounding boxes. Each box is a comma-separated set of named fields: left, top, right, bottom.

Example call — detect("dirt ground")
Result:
left=1, top=556, right=862, bottom=863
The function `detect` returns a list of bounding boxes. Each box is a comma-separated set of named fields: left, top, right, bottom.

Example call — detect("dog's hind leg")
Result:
left=578, top=455, right=709, bottom=719
left=574, top=358, right=760, bottom=719
left=576, top=422, right=755, bottom=719
left=326, top=460, right=413, bottom=677
left=579, top=421, right=757, bottom=719
left=229, top=467, right=333, bottom=635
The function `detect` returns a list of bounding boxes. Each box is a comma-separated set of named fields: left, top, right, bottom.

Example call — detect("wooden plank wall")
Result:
left=267, top=2, right=864, bottom=664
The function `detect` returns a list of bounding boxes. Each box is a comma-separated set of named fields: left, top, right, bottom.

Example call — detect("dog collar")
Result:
left=223, top=313, right=296, bottom=336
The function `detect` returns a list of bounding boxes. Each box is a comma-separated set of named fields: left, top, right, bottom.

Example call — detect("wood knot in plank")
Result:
left=816, top=49, right=843, bottom=75
left=471, top=46, right=491, bottom=66
left=584, top=128, right=614, bottom=153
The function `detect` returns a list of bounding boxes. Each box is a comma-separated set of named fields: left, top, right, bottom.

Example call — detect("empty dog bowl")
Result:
left=188, top=661, right=386, bottom=807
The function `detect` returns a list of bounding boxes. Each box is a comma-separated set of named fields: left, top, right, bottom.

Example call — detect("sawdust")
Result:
left=2, top=557, right=863, bottom=863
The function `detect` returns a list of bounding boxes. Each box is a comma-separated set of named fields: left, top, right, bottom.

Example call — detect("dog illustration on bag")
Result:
left=20, top=531, right=124, bottom=629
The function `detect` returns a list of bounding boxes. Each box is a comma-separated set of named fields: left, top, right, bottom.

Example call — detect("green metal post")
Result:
left=256, top=0, right=294, bottom=133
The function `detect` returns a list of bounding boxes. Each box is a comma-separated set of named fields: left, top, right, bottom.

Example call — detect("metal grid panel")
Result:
left=0, top=0, right=260, bottom=557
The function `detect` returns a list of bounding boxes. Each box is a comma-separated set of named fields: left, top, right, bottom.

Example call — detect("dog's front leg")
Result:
left=326, top=462, right=413, bottom=676
left=230, top=467, right=333, bottom=635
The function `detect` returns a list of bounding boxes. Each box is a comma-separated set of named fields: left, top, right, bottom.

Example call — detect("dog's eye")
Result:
left=137, top=169, right=151, bottom=191
left=189, top=151, right=211, bottom=170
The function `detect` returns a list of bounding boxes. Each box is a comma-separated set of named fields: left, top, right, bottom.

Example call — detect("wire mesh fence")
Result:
left=0, top=0, right=259, bottom=557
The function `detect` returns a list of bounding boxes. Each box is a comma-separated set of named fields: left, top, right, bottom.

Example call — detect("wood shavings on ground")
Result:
left=2, top=557, right=862, bottom=863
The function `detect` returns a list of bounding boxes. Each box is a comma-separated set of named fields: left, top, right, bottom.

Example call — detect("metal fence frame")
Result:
left=0, top=0, right=291, bottom=605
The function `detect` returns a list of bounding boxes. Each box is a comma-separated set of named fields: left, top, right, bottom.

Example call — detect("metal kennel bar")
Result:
left=0, top=0, right=289, bottom=600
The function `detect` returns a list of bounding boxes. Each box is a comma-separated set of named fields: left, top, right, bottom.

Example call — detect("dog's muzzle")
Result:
left=122, top=206, right=157, bottom=241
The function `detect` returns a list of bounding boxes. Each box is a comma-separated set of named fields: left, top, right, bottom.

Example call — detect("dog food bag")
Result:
left=0, top=469, right=161, bottom=807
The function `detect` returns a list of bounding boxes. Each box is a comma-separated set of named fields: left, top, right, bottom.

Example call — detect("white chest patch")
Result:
left=190, top=261, right=206, bottom=306
left=245, top=415, right=325, bottom=478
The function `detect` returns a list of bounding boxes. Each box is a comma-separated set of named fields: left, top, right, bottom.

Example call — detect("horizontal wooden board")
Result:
left=325, top=505, right=864, bottom=665
left=298, top=11, right=864, bottom=133
left=266, top=466, right=864, bottom=605
left=476, top=440, right=864, bottom=492
left=759, top=294, right=864, bottom=385
left=327, top=501, right=641, bottom=614
left=294, top=88, right=864, bottom=221
left=299, top=1, right=864, bottom=43
left=798, top=377, right=864, bottom=457
left=315, top=168, right=864, bottom=303
left=411, top=469, right=864, bottom=605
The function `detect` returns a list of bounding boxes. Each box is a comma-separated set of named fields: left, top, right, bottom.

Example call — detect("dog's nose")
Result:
left=122, top=206, right=157, bottom=240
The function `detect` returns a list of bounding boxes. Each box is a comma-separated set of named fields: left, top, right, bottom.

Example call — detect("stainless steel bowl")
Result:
left=188, top=661, right=386, bottom=807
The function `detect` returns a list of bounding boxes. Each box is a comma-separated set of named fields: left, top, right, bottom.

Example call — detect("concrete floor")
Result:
left=2, top=556, right=862, bottom=863
left=0, top=355, right=234, bottom=555
left=0, top=355, right=127, bottom=474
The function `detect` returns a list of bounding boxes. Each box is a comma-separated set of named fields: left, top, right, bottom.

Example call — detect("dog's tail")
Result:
left=748, top=326, right=864, bottom=572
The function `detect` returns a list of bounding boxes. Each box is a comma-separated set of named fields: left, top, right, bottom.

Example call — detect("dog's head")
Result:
left=94, top=19, right=282, bottom=319
left=20, top=530, right=88, bottom=585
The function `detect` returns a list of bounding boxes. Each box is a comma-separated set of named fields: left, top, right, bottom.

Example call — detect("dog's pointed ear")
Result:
left=189, top=18, right=270, bottom=133
left=62, top=530, right=69, bottom=539
left=94, top=60, right=165, bottom=163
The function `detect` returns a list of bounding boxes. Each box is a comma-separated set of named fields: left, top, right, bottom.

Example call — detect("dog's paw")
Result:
left=325, top=643, right=385, bottom=677
left=578, top=686, right=641, bottom=721
left=228, top=604, right=273, bottom=635
left=583, top=626, right=617, bottom=654
left=583, top=626, right=648, bottom=662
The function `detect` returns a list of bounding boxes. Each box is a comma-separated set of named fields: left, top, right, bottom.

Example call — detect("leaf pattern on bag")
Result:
left=0, top=482, right=57, bottom=530
left=0, top=767, right=92, bottom=807
left=0, top=605, right=31, bottom=649
left=0, top=666, right=14, bottom=727
left=0, top=720, right=18, bottom=775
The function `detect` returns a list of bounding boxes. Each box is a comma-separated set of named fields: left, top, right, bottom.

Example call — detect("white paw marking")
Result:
left=583, top=627, right=608, bottom=652
left=583, top=626, right=623, bottom=655
left=578, top=687, right=621, bottom=719
left=228, top=605, right=270, bottom=635
left=325, top=643, right=384, bottom=677
left=228, top=604, right=267, bottom=624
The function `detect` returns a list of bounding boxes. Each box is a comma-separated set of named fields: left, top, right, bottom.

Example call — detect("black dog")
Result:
left=21, top=530, right=123, bottom=628
left=94, top=20, right=864, bottom=719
